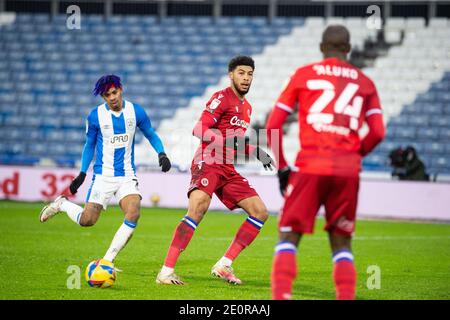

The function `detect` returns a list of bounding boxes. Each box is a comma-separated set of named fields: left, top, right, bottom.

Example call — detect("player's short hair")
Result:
left=93, top=74, right=122, bottom=96
left=228, top=55, right=255, bottom=72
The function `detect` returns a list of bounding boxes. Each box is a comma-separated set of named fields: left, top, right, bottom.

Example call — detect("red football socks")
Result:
left=332, top=250, right=356, bottom=300
left=163, top=216, right=197, bottom=268
left=224, top=216, right=264, bottom=261
left=271, top=241, right=297, bottom=300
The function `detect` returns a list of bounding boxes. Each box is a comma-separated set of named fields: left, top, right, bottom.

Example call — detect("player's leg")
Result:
left=40, top=196, right=103, bottom=226
left=211, top=172, right=267, bottom=284
left=325, top=175, right=359, bottom=300
left=157, top=162, right=219, bottom=284
left=103, top=194, right=141, bottom=263
left=157, top=189, right=212, bottom=285
left=217, top=196, right=268, bottom=269
left=328, top=233, right=355, bottom=300
left=272, top=231, right=302, bottom=300
left=40, top=174, right=109, bottom=225
left=271, top=173, right=322, bottom=300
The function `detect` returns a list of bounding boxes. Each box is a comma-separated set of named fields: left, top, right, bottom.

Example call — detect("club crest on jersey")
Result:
left=126, top=118, right=135, bottom=129
left=201, top=178, right=209, bottom=187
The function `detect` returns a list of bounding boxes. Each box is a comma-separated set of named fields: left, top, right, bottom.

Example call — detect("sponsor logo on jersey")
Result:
left=108, top=133, right=130, bottom=148
left=230, top=116, right=249, bottom=129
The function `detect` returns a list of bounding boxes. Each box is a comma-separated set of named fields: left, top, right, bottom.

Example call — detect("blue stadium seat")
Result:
left=430, top=115, right=450, bottom=127
left=394, top=126, right=416, bottom=139
left=15, top=14, right=34, bottom=23
left=439, top=128, right=450, bottom=140
left=65, top=130, right=84, bottom=143
left=417, top=127, right=439, bottom=140
left=407, top=114, right=429, bottom=126
left=2, top=142, right=27, bottom=155
left=377, top=140, right=401, bottom=153
left=27, top=143, right=46, bottom=156
left=33, top=14, right=50, bottom=23
left=3, top=115, right=22, bottom=126
left=432, top=157, right=449, bottom=169
left=0, top=92, right=15, bottom=103
left=424, top=142, right=446, bottom=155
left=363, top=153, right=387, bottom=168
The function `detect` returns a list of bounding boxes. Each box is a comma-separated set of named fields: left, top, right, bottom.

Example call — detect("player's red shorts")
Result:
left=188, top=161, right=259, bottom=210
left=279, top=172, right=359, bottom=236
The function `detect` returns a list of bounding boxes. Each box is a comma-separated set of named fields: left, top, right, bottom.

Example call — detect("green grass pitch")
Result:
left=0, top=200, right=449, bottom=300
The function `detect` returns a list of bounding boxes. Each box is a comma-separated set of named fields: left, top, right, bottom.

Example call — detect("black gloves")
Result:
left=255, top=147, right=274, bottom=171
left=158, top=152, right=171, bottom=172
left=69, top=172, right=86, bottom=195
left=277, top=167, right=291, bottom=196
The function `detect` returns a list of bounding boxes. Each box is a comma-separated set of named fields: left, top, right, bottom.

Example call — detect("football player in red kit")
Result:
left=266, top=25, right=385, bottom=300
left=157, top=56, right=274, bottom=285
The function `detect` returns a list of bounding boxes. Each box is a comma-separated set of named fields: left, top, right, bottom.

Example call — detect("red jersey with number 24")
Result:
left=275, top=57, right=382, bottom=176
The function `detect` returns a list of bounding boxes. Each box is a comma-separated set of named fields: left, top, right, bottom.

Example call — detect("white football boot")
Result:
left=39, top=195, right=67, bottom=223
left=156, top=271, right=185, bottom=285
left=211, top=263, right=242, bottom=285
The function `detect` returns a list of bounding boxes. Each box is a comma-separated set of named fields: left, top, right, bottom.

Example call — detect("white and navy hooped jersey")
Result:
left=85, top=100, right=151, bottom=177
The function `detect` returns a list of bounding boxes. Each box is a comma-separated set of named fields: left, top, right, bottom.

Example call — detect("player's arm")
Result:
left=192, top=92, right=226, bottom=144
left=136, top=105, right=171, bottom=172
left=69, top=112, right=97, bottom=195
left=360, top=86, right=386, bottom=156
left=192, top=111, right=224, bottom=143
left=266, top=73, right=299, bottom=195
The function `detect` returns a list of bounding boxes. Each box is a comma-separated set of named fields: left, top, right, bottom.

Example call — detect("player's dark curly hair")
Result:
left=228, top=55, right=255, bottom=72
left=93, top=74, right=122, bottom=96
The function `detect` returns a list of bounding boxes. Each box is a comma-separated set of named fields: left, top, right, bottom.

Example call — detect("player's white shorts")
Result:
left=85, top=175, right=142, bottom=209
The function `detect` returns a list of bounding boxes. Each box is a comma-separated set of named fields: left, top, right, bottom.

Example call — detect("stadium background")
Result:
left=0, top=0, right=449, bottom=300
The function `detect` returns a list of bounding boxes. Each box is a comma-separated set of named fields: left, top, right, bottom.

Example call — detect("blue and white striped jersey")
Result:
left=80, top=100, right=164, bottom=177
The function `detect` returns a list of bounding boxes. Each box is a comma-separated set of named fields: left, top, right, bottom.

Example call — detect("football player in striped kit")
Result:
left=39, top=75, right=171, bottom=266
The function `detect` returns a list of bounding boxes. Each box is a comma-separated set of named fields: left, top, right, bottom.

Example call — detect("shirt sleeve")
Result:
left=135, top=104, right=165, bottom=154
left=364, top=80, right=383, bottom=119
left=192, top=91, right=227, bottom=142
left=274, top=70, right=301, bottom=114
left=80, top=110, right=98, bottom=173
left=360, top=81, right=385, bottom=156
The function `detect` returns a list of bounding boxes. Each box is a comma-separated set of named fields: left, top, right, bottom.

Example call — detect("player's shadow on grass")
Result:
left=186, top=274, right=270, bottom=289
left=291, top=284, right=335, bottom=300
left=292, top=284, right=368, bottom=300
